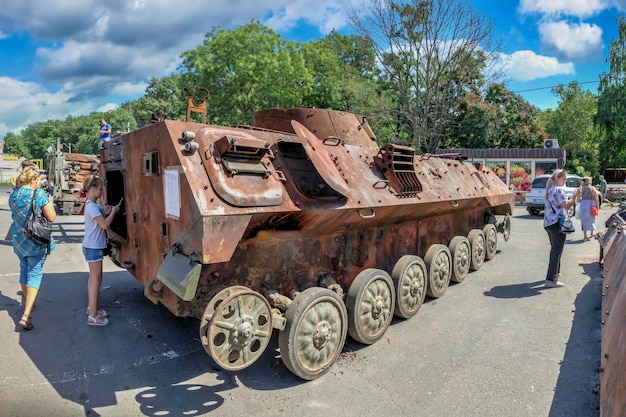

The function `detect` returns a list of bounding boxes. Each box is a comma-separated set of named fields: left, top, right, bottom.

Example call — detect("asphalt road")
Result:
left=0, top=186, right=605, bottom=417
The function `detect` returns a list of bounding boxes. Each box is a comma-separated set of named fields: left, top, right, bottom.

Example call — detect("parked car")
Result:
left=526, top=174, right=583, bottom=216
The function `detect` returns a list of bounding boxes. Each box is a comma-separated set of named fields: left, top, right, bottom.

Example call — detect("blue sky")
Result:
left=0, top=0, right=623, bottom=142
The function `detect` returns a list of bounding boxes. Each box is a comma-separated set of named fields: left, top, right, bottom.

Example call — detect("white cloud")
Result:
left=539, top=21, right=604, bottom=61
left=503, top=50, right=575, bottom=81
left=96, top=103, right=119, bottom=113
left=0, top=1, right=350, bottom=139
left=34, top=39, right=185, bottom=97
left=110, top=82, right=148, bottom=97
left=518, top=0, right=607, bottom=18
left=0, top=77, right=95, bottom=140
left=265, top=4, right=346, bottom=34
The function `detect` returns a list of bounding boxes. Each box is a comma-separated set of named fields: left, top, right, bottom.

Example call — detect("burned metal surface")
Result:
left=596, top=204, right=626, bottom=417
left=101, top=107, right=514, bottom=379
left=183, top=87, right=210, bottom=123
left=374, top=144, right=422, bottom=196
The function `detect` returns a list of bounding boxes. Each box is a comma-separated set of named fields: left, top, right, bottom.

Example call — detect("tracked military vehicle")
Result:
left=101, top=107, right=513, bottom=380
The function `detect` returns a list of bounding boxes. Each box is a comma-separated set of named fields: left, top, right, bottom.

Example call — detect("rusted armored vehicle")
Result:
left=597, top=204, right=626, bottom=417
left=101, top=108, right=514, bottom=380
left=47, top=146, right=100, bottom=214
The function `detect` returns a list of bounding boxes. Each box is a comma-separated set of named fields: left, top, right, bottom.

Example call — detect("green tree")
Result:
left=347, top=0, right=504, bottom=152
left=20, top=119, right=66, bottom=160
left=482, top=83, right=546, bottom=148
left=300, top=31, right=395, bottom=142
left=8, top=108, right=137, bottom=159
left=122, top=74, right=189, bottom=127
left=2, top=132, right=30, bottom=157
left=543, top=82, right=600, bottom=176
left=596, top=16, right=626, bottom=169
left=442, top=83, right=546, bottom=149
left=180, top=21, right=312, bottom=126
left=301, top=31, right=378, bottom=109
left=46, top=108, right=137, bottom=156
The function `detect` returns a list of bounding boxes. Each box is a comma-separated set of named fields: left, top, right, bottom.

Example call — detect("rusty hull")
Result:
left=597, top=206, right=626, bottom=417
left=101, top=108, right=514, bottom=317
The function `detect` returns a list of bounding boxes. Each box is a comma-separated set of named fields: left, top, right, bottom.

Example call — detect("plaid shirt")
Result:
left=9, top=187, right=51, bottom=257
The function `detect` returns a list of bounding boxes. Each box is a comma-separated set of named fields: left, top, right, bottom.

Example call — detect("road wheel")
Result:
left=391, top=255, right=427, bottom=319
left=424, top=244, right=452, bottom=298
left=346, top=268, right=395, bottom=344
left=200, top=285, right=247, bottom=354
left=496, top=213, right=512, bottom=242
left=482, top=224, right=498, bottom=261
left=448, top=236, right=470, bottom=283
left=467, top=229, right=485, bottom=271
left=204, top=288, right=273, bottom=371
left=279, top=287, right=347, bottom=380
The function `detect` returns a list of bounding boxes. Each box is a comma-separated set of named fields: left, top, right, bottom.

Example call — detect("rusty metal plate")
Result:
left=101, top=109, right=514, bottom=319
left=598, top=207, right=626, bottom=417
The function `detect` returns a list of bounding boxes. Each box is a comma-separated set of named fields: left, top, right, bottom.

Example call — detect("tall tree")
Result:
left=596, top=16, right=626, bottom=169
left=180, top=21, right=311, bottom=126
left=300, top=31, right=395, bottom=141
left=20, top=119, right=66, bottom=160
left=482, top=83, right=546, bottom=149
left=6, top=108, right=137, bottom=160
left=347, top=0, right=504, bottom=152
left=2, top=132, right=30, bottom=157
left=122, top=74, right=189, bottom=128
left=301, top=31, right=379, bottom=110
left=442, top=83, right=545, bottom=149
left=543, top=82, right=600, bottom=175
left=70, top=108, right=137, bottom=155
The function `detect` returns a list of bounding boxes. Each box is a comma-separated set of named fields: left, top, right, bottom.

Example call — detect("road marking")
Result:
left=0, top=342, right=202, bottom=387
left=1, top=315, right=204, bottom=388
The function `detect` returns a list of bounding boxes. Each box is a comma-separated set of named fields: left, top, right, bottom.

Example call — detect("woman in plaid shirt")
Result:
left=9, top=167, right=57, bottom=330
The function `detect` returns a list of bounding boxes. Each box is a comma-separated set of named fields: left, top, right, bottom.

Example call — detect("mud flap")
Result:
left=156, top=249, right=202, bottom=301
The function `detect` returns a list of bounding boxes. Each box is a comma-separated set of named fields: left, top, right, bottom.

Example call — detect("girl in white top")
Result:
left=82, top=177, right=120, bottom=326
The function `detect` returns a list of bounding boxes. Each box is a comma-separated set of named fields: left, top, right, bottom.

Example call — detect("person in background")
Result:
left=543, top=169, right=579, bottom=288
left=579, top=177, right=600, bottom=241
left=10, top=160, right=35, bottom=189
left=597, top=175, right=607, bottom=204
left=82, top=177, right=120, bottom=326
left=99, top=119, right=112, bottom=144
left=9, top=167, right=57, bottom=330
left=78, top=175, right=93, bottom=200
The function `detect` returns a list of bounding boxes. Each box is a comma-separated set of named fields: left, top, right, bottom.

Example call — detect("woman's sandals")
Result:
left=19, top=314, right=33, bottom=330
left=87, top=314, right=110, bottom=326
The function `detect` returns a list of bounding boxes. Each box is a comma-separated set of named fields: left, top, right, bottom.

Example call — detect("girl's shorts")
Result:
left=82, top=247, right=104, bottom=263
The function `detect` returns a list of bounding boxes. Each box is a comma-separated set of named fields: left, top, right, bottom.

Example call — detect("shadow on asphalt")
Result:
left=0, top=269, right=306, bottom=417
left=483, top=280, right=547, bottom=298
left=549, top=261, right=602, bottom=417
left=482, top=261, right=601, bottom=416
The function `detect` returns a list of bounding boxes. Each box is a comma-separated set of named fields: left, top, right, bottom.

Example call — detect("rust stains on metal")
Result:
left=596, top=205, right=626, bottom=417
left=183, top=87, right=209, bottom=124
left=101, top=107, right=515, bottom=379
